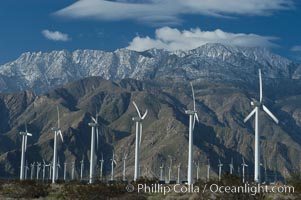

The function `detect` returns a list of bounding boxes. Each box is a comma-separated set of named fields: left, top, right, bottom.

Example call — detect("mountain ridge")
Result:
left=0, top=43, right=300, bottom=94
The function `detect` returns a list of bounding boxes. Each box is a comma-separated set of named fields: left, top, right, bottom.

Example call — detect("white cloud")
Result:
left=291, top=46, right=301, bottom=52
left=127, top=27, right=277, bottom=51
left=54, top=0, right=294, bottom=25
left=41, top=30, right=71, bottom=41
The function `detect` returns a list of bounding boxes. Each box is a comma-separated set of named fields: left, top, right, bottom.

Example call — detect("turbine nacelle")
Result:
left=20, top=131, right=32, bottom=136
left=185, top=110, right=196, bottom=115
left=88, top=122, right=98, bottom=127
left=132, top=117, right=141, bottom=122
left=250, top=100, right=261, bottom=107
left=51, top=127, right=60, bottom=132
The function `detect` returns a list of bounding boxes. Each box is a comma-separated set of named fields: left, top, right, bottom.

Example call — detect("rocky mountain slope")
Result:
left=0, top=76, right=300, bottom=182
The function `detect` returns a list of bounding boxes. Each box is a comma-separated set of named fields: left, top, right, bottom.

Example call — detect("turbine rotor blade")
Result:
left=95, top=107, right=98, bottom=122
left=57, top=106, right=60, bottom=128
left=91, top=116, right=97, bottom=123
left=139, top=123, right=143, bottom=145
left=132, top=101, right=142, bottom=118
left=191, top=82, right=196, bottom=111
left=27, top=133, right=32, bottom=137
left=58, top=130, right=64, bottom=142
left=24, top=135, right=28, bottom=152
left=259, top=69, right=263, bottom=103
left=96, top=128, right=99, bottom=150
left=262, top=105, right=279, bottom=124
left=195, top=113, right=199, bottom=122
left=192, top=115, right=196, bottom=130
left=25, top=123, right=28, bottom=133
left=141, top=109, right=148, bottom=120
left=243, top=108, right=256, bottom=123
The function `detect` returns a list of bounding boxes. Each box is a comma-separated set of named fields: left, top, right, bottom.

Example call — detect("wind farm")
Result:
left=0, top=47, right=300, bottom=199
left=0, top=69, right=287, bottom=185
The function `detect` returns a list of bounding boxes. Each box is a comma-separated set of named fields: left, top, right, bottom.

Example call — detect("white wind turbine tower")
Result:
left=25, top=161, right=29, bottom=180
left=159, top=163, right=164, bottom=181
left=88, top=110, right=100, bottom=184
left=30, top=162, right=35, bottom=180
left=144, top=166, right=149, bottom=177
left=56, top=158, right=61, bottom=180
left=36, top=162, right=41, bottom=180
left=80, top=159, right=84, bottom=181
left=122, top=153, right=128, bottom=181
left=243, top=69, right=279, bottom=183
left=218, top=159, right=223, bottom=181
left=110, top=152, right=117, bottom=181
left=99, top=153, right=104, bottom=180
left=132, top=101, right=148, bottom=181
left=19, top=123, right=32, bottom=180
left=63, top=161, right=67, bottom=181
left=229, top=158, right=234, bottom=175
left=194, top=160, right=200, bottom=180
left=49, top=161, right=52, bottom=180
left=185, top=82, right=199, bottom=185
left=42, top=160, right=46, bottom=182
left=177, top=163, right=181, bottom=184
left=168, top=156, right=172, bottom=183
left=242, top=157, right=248, bottom=183
left=207, top=158, right=210, bottom=181
left=71, top=161, right=75, bottom=180
left=51, top=106, right=64, bottom=184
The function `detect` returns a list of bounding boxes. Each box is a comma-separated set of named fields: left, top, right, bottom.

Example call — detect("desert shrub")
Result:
left=1, top=180, right=49, bottom=198
left=62, top=181, right=129, bottom=200
left=287, top=172, right=301, bottom=193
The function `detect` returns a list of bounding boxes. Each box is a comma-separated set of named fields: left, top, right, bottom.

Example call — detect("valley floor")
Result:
left=0, top=179, right=300, bottom=200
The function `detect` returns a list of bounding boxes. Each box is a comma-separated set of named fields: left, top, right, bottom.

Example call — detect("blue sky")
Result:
left=0, top=0, right=301, bottom=64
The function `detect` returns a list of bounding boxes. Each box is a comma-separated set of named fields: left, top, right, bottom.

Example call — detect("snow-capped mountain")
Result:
left=0, top=43, right=300, bottom=93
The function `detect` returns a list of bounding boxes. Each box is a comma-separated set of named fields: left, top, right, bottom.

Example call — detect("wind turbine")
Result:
left=177, top=163, right=181, bottom=184
left=122, top=153, right=128, bottom=181
left=88, top=109, right=100, bottom=184
left=71, top=161, right=75, bottom=180
left=185, top=82, right=199, bottom=185
left=42, top=160, right=46, bottom=182
left=242, top=157, right=248, bottom=183
left=194, top=160, right=200, bottom=180
left=264, top=161, right=268, bottom=183
left=207, top=158, right=210, bottom=181
left=80, top=159, right=84, bottom=181
left=36, top=162, right=41, bottom=180
left=144, top=166, right=149, bottom=177
left=30, top=162, right=35, bottom=180
left=99, top=153, right=104, bottom=180
left=159, top=163, right=164, bottom=181
left=110, top=151, right=117, bottom=181
left=218, top=159, right=223, bottom=181
left=25, top=161, right=29, bottom=180
left=244, top=69, right=279, bottom=183
left=19, top=123, right=32, bottom=180
left=229, top=157, right=234, bottom=175
left=56, top=158, right=61, bottom=180
left=49, top=161, right=53, bottom=180
left=51, top=106, right=64, bottom=184
left=132, top=101, right=148, bottom=181
left=168, top=156, right=172, bottom=183
left=64, top=161, right=67, bottom=181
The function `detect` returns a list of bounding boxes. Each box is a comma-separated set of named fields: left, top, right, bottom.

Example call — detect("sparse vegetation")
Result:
left=0, top=180, right=50, bottom=198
